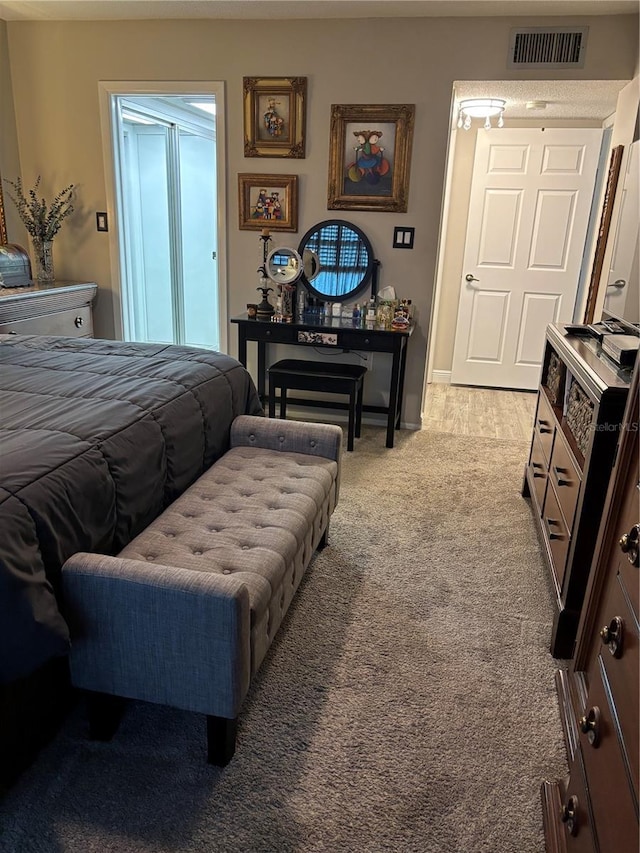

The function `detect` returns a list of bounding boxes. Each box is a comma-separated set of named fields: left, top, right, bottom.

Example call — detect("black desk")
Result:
left=231, top=314, right=413, bottom=448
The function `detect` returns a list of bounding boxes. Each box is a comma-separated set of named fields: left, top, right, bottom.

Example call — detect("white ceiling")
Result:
left=0, top=0, right=638, bottom=21
left=455, top=79, right=629, bottom=120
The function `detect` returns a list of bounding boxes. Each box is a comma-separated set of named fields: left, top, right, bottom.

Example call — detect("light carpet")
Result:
left=0, top=427, right=568, bottom=853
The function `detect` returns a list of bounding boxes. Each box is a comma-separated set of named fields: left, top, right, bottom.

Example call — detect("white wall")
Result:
left=2, top=15, right=638, bottom=428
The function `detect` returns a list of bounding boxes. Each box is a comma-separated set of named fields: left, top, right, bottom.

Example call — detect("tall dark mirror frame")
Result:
left=297, top=219, right=375, bottom=303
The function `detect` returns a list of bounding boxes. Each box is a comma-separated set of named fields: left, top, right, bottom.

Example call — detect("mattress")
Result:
left=0, top=335, right=263, bottom=684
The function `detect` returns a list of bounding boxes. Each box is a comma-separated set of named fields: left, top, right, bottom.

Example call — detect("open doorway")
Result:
left=98, top=81, right=227, bottom=351
left=425, top=79, right=628, bottom=401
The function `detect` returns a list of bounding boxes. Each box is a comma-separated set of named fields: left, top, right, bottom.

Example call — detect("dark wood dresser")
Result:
left=542, top=361, right=639, bottom=852
left=523, top=324, right=632, bottom=658
left=0, top=280, right=97, bottom=338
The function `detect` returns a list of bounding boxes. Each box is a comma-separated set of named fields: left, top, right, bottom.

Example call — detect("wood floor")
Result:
left=422, top=383, right=537, bottom=440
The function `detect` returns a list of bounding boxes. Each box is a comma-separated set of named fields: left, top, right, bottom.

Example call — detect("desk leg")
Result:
left=237, top=328, right=247, bottom=367
left=257, top=340, right=266, bottom=401
left=396, top=338, right=409, bottom=428
left=386, top=345, right=402, bottom=448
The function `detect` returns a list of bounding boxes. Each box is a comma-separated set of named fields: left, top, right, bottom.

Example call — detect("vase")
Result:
left=32, top=238, right=55, bottom=282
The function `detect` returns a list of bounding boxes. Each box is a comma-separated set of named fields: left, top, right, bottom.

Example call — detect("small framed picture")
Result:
left=238, top=173, right=298, bottom=231
left=243, top=77, right=306, bottom=158
left=327, top=104, right=415, bottom=212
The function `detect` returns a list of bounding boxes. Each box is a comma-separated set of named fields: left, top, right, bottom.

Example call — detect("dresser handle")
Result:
left=537, top=419, right=553, bottom=434
left=552, top=465, right=570, bottom=487
left=619, top=524, right=639, bottom=566
left=579, top=706, right=601, bottom=747
left=560, top=795, right=579, bottom=836
left=600, top=616, right=624, bottom=657
left=544, top=517, right=563, bottom=541
left=74, top=316, right=84, bottom=328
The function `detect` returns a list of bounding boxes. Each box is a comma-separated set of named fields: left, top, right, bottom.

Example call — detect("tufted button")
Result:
left=166, top=533, right=175, bottom=538
left=249, top=433, right=256, bottom=441
left=146, top=555, right=155, bottom=561
left=255, top=523, right=262, bottom=528
left=242, top=545, right=249, bottom=550
left=223, top=569, right=231, bottom=575
left=193, top=549, right=202, bottom=556
left=310, top=440, right=316, bottom=448
left=279, top=435, right=285, bottom=443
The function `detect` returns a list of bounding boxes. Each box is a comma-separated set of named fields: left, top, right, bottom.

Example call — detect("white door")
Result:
left=451, top=128, right=602, bottom=389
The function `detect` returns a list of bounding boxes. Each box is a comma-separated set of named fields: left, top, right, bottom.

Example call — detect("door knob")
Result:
left=465, top=273, right=480, bottom=283
left=607, top=279, right=626, bottom=289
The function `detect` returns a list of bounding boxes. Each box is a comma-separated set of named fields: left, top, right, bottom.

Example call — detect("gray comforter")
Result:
left=0, top=335, right=262, bottom=684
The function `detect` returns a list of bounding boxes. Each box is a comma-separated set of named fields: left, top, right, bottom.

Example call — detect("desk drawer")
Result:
left=248, top=324, right=297, bottom=343
left=338, top=330, right=397, bottom=352
left=548, top=428, right=581, bottom=530
left=0, top=305, right=93, bottom=337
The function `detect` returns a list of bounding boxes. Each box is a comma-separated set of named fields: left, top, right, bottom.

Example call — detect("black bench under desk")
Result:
left=267, top=359, right=366, bottom=451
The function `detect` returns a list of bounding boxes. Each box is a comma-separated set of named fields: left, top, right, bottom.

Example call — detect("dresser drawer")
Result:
left=528, top=431, right=548, bottom=512
left=0, top=305, right=92, bottom=337
left=560, top=753, right=597, bottom=853
left=598, top=577, right=639, bottom=800
left=542, top=480, right=571, bottom=588
left=577, top=664, right=638, bottom=853
left=338, top=329, right=396, bottom=352
left=535, top=390, right=556, bottom=465
left=548, top=428, right=582, bottom=530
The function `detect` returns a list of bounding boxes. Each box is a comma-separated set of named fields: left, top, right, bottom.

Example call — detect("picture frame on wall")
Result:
left=238, top=173, right=299, bottom=231
left=327, top=103, right=415, bottom=213
left=243, top=77, right=307, bottom=158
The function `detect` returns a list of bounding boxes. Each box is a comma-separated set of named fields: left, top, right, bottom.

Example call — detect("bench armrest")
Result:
left=231, top=414, right=342, bottom=462
left=62, top=553, right=251, bottom=719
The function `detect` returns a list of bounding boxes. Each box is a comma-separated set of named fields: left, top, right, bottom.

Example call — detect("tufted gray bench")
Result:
left=61, top=415, right=342, bottom=766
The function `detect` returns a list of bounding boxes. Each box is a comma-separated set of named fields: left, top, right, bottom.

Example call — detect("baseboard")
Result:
left=430, top=370, right=451, bottom=384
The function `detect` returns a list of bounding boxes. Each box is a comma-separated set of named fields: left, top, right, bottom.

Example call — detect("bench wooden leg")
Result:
left=87, top=691, right=126, bottom=741
left=280, top=387, right=287, bottom=419
left=317, top=524, right=329, bottom=550
left=269, top=385, right=276, bottom=418
left=207, top=715, right=237, bottom=766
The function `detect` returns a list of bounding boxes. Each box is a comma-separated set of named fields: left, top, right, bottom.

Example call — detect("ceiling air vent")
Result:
left=508, top=27, right=588, bottom=69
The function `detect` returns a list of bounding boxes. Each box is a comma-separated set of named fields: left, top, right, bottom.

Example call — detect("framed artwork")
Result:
left=327, top=104, right=415, bottom=212
left=243, top=77, right=307, bottom=158
left=238, top=173, right=298, bottom=231
left=583, top=144, right=624, bottom=323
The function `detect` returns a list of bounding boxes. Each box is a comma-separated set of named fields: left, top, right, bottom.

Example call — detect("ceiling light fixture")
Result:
left=457, top=98, right=506, bottom=130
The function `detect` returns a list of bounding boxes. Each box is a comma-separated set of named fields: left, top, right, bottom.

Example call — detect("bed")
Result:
left=0, top=334, right=262, bottom=782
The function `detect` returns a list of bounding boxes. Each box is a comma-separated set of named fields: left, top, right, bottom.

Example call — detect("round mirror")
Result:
left=265, top=246, right=303, bottom=285
left=297, top=219, right=374, bottom=301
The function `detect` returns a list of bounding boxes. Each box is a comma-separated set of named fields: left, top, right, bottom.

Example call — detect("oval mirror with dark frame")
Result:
left=297, top=219, right=375, bottom=303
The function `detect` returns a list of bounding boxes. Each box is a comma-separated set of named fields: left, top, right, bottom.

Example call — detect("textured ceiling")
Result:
left=455, top=79, right=629, bottom=121
left=0, top=0, right=638, bottom=21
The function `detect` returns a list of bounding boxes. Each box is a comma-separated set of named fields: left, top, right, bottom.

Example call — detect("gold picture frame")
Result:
left=243, top=77, right=307, bottom=158
left=238, top=173, right=298, bottom=231
left=327, top=104, right=415, bottom=212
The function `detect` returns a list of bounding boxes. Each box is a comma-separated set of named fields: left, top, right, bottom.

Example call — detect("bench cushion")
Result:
left=119, top=446, right=338, bottom=671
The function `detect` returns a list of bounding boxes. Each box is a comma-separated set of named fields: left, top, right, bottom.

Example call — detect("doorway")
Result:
left=98, top=81, right=227, bottom=351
